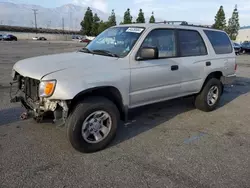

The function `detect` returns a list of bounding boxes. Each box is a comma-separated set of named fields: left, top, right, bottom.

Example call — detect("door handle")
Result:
left=206, top=61, right=211, bottom=66
left=171, top=65, right=179, bottom=71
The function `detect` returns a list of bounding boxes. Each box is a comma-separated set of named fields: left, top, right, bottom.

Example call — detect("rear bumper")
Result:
left=221, top=74, right=236, bottom=85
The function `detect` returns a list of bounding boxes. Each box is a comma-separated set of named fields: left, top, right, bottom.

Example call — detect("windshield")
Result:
left=83, top=26, right=145, bottom=58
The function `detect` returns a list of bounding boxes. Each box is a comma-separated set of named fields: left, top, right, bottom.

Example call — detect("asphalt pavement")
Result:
left=1, top=41, right=250, bottom=188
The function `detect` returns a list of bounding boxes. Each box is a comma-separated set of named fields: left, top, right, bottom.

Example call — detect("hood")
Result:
left=13, top=51, right=118, bottom=80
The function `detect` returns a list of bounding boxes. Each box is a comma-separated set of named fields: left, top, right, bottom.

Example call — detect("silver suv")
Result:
left=10, top=22, right=237, bottom=153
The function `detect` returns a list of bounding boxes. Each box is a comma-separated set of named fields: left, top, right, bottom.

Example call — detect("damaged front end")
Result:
left=10, top=71, right=68, bottom=126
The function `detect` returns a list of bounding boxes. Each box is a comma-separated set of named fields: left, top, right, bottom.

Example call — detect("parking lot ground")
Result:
left=1, top=41, right=250, bottom=188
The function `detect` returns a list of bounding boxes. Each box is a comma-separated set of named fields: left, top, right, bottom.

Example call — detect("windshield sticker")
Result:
left=126, top=27, right=144, bottom=33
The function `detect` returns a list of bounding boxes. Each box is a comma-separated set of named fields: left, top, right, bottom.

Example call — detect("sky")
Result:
left=1, top=0, right=250, bottom=26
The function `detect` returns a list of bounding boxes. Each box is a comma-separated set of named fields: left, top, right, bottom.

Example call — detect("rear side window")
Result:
left=204, top=30, right=233, bottom=54
left=177, top=30, right=207, bottom=57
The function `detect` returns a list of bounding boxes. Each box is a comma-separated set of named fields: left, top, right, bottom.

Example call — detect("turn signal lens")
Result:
left=39, top=80, right=56, bottom=97
left=44, top=82, right=55, bottom=95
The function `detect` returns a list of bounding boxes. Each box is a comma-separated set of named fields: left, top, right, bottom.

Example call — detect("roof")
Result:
left=114, top=22, right=223, bottom=32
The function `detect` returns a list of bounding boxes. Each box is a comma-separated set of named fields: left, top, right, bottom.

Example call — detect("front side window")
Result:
left=178, top=30, right=207, bottom=57
left=85, top=26, right=145, bottom=58
left=204, top=30, right=233, bottom=54
left=140, top=29, right=176, bottom=58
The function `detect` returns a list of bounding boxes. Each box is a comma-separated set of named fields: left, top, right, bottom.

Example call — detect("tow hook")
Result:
left=20, top=111, right=38, bottom=121
left=20, top=112, right=29, bottom=120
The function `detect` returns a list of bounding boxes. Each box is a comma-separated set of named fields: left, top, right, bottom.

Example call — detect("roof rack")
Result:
left=154, top=21, right=211, bottom=28
left=155, top=21, right=188, bottom=25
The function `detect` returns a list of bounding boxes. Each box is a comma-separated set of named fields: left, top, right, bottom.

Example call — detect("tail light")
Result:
left=235, top=63, right=237, bottom=71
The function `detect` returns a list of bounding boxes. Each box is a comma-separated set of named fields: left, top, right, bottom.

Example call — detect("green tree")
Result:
left=80, top=7, right=93, bottom=36
left=122, top=8, right=133, bottom=24
left=212, top=5, right=227, bottom=30
left=98, top=20, right=109, bottom=34
left=136, top=9, right=145, bottom=23
left=149, top=12, right=155, bottom=23
left=226, top=5, right=240, bottom=40
left=108, top=9, right=116, bottom=27
left=91, top=13, right=100, bottom=36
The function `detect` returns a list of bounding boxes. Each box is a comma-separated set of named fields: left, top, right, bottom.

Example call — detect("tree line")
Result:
left=81, top=5, right=240, bottom=40
left=212, top=5, right=240, bottom=40
left=80, top=8, right=154, bottom=36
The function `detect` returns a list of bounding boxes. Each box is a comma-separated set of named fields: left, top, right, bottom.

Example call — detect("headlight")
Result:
left=39, top=80, right=56, bottom=97
left=11, top=69, right=16, bottom=78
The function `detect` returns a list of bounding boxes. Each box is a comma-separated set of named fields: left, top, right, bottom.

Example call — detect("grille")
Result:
left=21, top=77, right=40, bottom=101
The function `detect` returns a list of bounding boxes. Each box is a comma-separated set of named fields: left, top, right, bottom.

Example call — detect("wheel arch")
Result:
left=68, top=86, right=127, bottom=121
left=199, top=71, right=223, bottom=93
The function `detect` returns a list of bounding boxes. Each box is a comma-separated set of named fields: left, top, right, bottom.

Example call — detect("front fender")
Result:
left=42, top=68, right=130, bottom=107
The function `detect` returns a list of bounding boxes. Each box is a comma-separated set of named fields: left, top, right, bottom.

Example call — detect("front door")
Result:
left=129, top=28, right=182, bottom=108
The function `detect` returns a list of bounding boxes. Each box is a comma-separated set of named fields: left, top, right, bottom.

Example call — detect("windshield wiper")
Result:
left=79, top=47, right=93, bottom=54
left=92, top=49, right=119, bottom=58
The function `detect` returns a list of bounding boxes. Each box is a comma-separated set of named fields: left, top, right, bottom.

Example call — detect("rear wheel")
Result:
left=195, top=78, right=222, bottom=112
left=66, top=97, right=119, bottom=153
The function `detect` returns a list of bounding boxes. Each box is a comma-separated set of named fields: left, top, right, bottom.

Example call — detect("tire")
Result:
left=194, top=78, right=222, bottom=112
left=66, top=97, right=119, bottom=153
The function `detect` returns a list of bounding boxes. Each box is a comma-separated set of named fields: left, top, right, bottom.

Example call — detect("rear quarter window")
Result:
left=177, top=29, right=207, bottom=57
left=204, top=30, right=233, bottom=54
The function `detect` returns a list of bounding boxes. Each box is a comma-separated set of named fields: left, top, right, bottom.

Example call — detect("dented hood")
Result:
left=13, top=51, right=119, bottom=80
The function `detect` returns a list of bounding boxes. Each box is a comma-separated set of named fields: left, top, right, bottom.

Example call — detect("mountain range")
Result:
left=0, top=2, right=162, bottom=31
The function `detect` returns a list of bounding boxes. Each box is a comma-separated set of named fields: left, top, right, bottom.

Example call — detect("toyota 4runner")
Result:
left=10, top=22, right=237, bottom=153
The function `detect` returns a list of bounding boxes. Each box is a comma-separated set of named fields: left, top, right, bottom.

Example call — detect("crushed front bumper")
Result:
left=10, top=81, right=69, bottom=125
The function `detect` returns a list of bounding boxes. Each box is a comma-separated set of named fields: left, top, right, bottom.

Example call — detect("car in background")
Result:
left=232, top=42, right=241, bottom=55
left=0, top=34, right=3, bottom=40
left=2, top=34, right=18, bottom=41
left=79, top=38, right=92, bottom=43
left=72, top=35, right=81, bottom=40
left=79, top=36, right=95, bottom=44
left=241, top=41, right=250, bottom=53
left=32, top=36, right=47, bottom=41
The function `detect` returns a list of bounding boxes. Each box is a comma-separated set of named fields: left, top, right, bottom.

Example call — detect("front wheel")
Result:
left=66, top=97, right=119, bottom=153
left=194, top=78, right=222, bottom=112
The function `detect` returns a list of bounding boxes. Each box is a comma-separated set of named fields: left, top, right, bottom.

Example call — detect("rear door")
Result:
left=175, top=29, right=209, bottom=94
left=203, top=30, right=236, bottom=76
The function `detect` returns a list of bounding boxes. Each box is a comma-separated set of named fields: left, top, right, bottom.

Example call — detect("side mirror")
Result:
left=137, top=47, right=159, bottom=60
